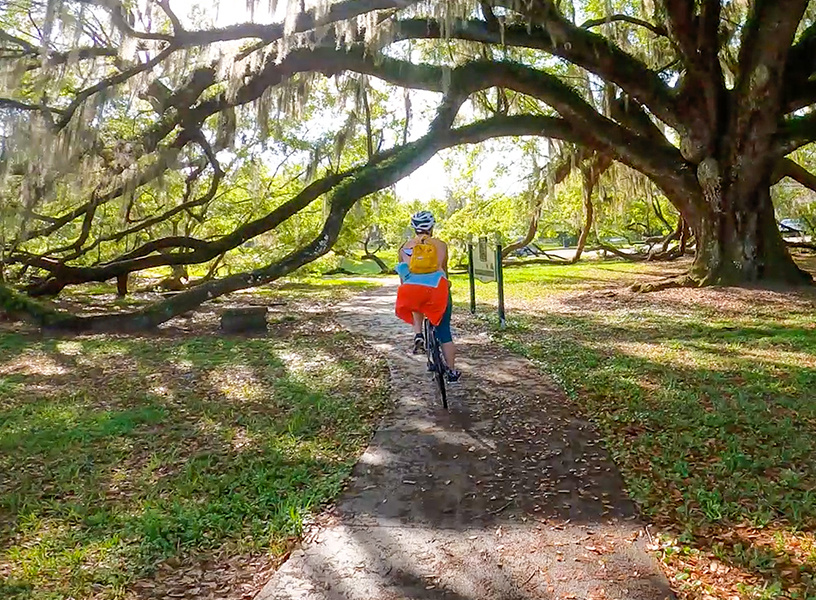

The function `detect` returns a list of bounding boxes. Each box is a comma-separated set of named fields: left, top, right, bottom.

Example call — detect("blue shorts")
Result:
left=435, top=291, right=453, bottom=344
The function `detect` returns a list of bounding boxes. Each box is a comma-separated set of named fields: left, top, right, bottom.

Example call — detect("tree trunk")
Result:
left=678, top=218, right=690, bottom=256
left=689, top=181, right=811, bottom=285
left=360, top=253, right=390, bottom=273
left=502, top=207, right=542, bottom=258
left=502, top=148, right=591, bottom=259
left=571, top=169, right=595, bottom=264
left=571, top=154, right=610, bottom=264
left=116, top=274, right=129, bottom=297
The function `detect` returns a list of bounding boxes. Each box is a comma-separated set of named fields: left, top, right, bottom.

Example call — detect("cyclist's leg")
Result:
left=436, top=291, right=456, bottom=370
left=412, top=311, right=423, bottom=333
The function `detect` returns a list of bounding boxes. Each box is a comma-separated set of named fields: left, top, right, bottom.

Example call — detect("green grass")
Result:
left=0, top=296, right=390, bottom=599
left=452, top=259, right=816, bottom=599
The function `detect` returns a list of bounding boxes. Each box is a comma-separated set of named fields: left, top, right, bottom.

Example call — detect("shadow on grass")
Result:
left=496, top=306, right=816, bottom=598
left=0, top=325, right=390, bottom=599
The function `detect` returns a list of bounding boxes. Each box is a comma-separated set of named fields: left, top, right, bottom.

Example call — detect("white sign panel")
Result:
left=473, top=236, right=496, bottom=283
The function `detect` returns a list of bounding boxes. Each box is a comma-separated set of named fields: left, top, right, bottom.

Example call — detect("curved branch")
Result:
left=56, top=44, right=177, bottom=130
left=79, top=0, right=420, bottom=46
left=775, top=112, right=816, bottom=156
left=63, top=151, right=223, bottom=265
left=502, top=148, right=587, bottom=257
left=0, top=98, right=64, bottom=114
left=0, top=30, right=36, bottom=53
left=662, top=0, right=697, bottom=64
left=783, top=22, right=816, bottom=112
left=579, top=14, right=667, bottom=37
left=156, top=0, right=184, bottom=33
left=728, top=0, right=808, bottom=184
left=244, top=47, right=689, bottom=194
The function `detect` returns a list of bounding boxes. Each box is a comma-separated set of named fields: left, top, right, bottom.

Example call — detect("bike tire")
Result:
left=424, top=319, right=447, bottom=409
left=436, top=364, right=448, bottom=409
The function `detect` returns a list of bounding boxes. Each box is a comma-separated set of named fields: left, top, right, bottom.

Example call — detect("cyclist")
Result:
left=394, top=211, right=461, bottom=383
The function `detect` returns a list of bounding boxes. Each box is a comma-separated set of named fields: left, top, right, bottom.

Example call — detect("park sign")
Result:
left=467, top=236, right=507, bottom=329
left=473, top=236, right=497, bottom=283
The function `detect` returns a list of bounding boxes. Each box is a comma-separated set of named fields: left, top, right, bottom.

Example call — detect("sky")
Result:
left=166, top=0, right=530, bottom=202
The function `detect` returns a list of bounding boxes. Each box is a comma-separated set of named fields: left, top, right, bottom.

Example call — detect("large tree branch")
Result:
left=0, top=29, right=37, bottom=52
left=56, top=43, right=177, bottom=130
left=77, top=0, right=420, bottom=46
left=489, top=0, right=679, bottom=128
left=727, top=0, right=808, bottom=195
left=9, top=83, right=466, bottom=327
left=22, top=44, right=693, bottom=276
left=13, top=46, right=119, bottom=71
left=0, top=98, right=63, bottom=114
left=783, top=22, right=816, bottom=113
left=26, top=105, right=590, bottom=329
left=661, top=0, right=697, bottom=63
left=772, top=157, right=816, bottom=192
left=18, top=112, right=584, bottom=294
left=502, top=147, right=592, bottom=258
left=776, top=111, right=816, bottom=155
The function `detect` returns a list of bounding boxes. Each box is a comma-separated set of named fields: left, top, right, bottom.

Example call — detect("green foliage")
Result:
left=0, top=286, right=390, bottom=599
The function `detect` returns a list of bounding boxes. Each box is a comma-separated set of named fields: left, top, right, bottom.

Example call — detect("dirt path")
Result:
left=256, top=282, right=674, bottom=600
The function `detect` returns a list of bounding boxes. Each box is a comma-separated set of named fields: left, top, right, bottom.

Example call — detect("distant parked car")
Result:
left=779, top=218, right=806, bottom=237
left=512, top=244, right=547, bottom=258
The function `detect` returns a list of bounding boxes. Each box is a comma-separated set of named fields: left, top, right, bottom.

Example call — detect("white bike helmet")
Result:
left=410, top=210, right=436, bottom=233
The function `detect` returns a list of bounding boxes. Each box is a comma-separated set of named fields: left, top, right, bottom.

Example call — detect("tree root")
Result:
left=598, top=244, right=647, bottom=261
left=630, top=274, right=699, bottom=292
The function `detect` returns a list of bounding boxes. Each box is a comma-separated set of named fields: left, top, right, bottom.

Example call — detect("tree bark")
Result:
left=689, top=180, right=812, bottom=285
left=116, top=274, right=128, bottom=297
left=571, top=180, right=594, bottom=264
left=571, top=154, right=611, bottom=263
left=360, top=253, right=390, bottom=273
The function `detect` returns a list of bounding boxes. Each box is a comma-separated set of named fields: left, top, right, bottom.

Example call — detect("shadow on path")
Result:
left=256, top=283, right=674, bottom=600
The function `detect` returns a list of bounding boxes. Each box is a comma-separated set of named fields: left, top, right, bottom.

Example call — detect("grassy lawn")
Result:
left=0, top=281, right=390, bottom=599
left=451, top=257, right=816, bottom=600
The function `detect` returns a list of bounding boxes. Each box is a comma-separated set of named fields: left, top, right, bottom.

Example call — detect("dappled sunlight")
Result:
left=0, top=352, right=69, bottom=377
left=171, top=358, right=195, bottom=371
left=55, top=340, right=84, bottom=356
left=277, top=348, right=340, bottom=379
left=462, top=260, right=816, bottom=599
left=207, top=363, right=267, bottom=402
left=605, top=339, right=816, bottom=372
left=0, top=300, right=390, bottom=600
left=654, top=526, right=816, bottom=599
left=358, top=446, right=395, bottom=466
left=228, top=427, right=257, bottom=452
left=147, top=384, right=175, bottom=399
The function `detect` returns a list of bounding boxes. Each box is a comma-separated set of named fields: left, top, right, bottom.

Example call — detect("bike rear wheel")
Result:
left=423, top=318, right=447, bottom=409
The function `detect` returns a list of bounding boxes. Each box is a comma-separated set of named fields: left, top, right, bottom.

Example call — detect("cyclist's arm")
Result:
left=439, top=241, right=449, bottom=276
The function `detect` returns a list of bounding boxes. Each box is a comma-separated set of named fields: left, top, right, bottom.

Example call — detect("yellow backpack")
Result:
left=408, top=235, right=439, bottom=274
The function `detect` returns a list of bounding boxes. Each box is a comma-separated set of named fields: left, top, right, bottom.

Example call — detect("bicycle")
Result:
left=422, top=317, right=448, bottom=409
